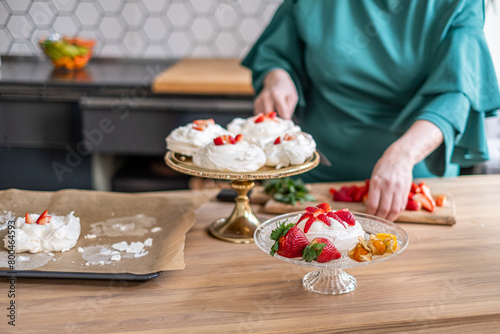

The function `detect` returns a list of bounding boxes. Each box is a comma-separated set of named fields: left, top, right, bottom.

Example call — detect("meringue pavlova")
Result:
left=192, top=134, right=266, bottom=172
left=265, top=132, right=316, bottom=169
left=227, top=111, right=300, bottom=148
left=290, top=203, right=364, bottom=252
left=166, top=119, right=229, bottom=156
left=4, top=210, right=81, bottom=253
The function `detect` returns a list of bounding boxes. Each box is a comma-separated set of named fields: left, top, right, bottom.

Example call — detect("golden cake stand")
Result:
left=165, top=151, right=320, bottom=243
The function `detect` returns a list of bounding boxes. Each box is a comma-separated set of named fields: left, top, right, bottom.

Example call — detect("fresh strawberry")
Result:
left=192, top=119, right=215, bottom=131
left=435, top=195, right=447, bottom=207
left=36, top=210, right=51, bottom=225
left=334, top=208, right=356, bottom=226
left=410, top=182, right=421, bottom=194
left=254, top=113, right=265, bottom=123
left=270, top=221, right=309, bottom=258
left=326, top=211, right=347, bottom=228
left=413, top=193, right=435, bottom=212
left=333, top=189, right=353, bottom=202
left=316, top=202, right=332, bottom=212
left=283, top=133, right=296, bottom=141
left=274, top=136, right=281, bottom=145
left=419, top=182, right=436, bottom=207
left=267, top=111, right=277, bottom=119
left=25, top=213, right=35, bottom=224
left=405, top=199, right=421, bottom=211
left=234, top=134, right=243, bottom=142
left=213, top=137, right=224, bottom=145
left=303, top=237, right=341, bottom=263
left=228, top=135, right=236, bottom=144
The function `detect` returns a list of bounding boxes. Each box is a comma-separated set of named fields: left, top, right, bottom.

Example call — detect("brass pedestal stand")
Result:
left=165, top=151, right=319, bottom=243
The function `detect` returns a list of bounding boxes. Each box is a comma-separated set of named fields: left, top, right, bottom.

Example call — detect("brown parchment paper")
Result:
left=0, top=188, right=211, bottom=275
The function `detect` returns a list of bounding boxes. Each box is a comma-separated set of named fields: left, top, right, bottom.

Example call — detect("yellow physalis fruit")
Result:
left=369, top=234, right=386, bottom=255
left=348, top=236, right=373, bottom=262
left=376, top=233, right=397, bottom=252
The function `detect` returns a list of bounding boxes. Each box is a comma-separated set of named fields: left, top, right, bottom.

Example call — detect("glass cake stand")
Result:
left=254, top=211, right=409, bottom=294
left=165, top=151, right=320, bottom=243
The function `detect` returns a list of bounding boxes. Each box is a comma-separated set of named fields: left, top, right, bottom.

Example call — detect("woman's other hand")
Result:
left=365, top=120, right=444, bottom=221
left=254, top=69, right=298, bottom=120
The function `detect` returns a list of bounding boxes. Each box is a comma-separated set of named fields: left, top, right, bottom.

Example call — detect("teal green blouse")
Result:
left=242, top=0, right=500, bottom=182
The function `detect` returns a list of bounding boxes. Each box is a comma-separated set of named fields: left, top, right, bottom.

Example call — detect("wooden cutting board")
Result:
left=152, top=58, right=254, bottom=95
left=256, top=186, right=456, bottom=225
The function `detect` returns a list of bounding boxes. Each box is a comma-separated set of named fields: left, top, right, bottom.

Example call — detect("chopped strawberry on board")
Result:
left=303, top=237, right=341, bottom=263
left=36, top=210, right=51, bottom=225
left=435, top=195, right=447, bottom=207
left=270, top=221, right=309, bottom=258
left=413, top=193, right=435, bottom=212
left=405, top=199, right=422, bottom=211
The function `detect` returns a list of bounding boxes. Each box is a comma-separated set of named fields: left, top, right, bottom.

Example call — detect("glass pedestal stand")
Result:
left=165, top=151, right=320, bottom=243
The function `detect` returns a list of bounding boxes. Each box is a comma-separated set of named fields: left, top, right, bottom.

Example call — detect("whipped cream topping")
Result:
left=264, top=132, right=317, bottom=169
left=166, top=122, right=229, bottom=156
left=4, top=211, right=81, bottom=253
left=192, top=140, right=266, bottom=172
left=227, top=115, right=300, bottom=148
left=290, top=214, right=365, bottom=252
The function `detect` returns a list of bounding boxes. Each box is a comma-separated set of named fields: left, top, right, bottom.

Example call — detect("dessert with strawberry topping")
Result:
left=289, top=203, right=365, bottom=252
left=264, top=132, right=317, bottom=169
left=3, top=210, right=81, bottom=253
left=227, top=111, right=301, bottom=148
left=166, top=119, right=230, bottom=156
left=192, top=134, right=266, bottom=172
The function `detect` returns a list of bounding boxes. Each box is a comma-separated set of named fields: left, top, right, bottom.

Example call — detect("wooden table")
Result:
left=2, top=175, right=500, bottom=333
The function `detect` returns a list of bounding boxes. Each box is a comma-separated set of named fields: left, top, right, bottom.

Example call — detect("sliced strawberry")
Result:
left=25, top=213, right=35, bottom=224
left=326, top=212, right=347, bottom=228
left=254, top=113, right=265, bottom=123
left=273, top=137, right=281, bottom=145
left=316, top=214, right=331, bottom=227
left=352, top=186, right=366, bottom=202
left=435, top=195, right=447, bottom=207
left=266, top=111, right=277, bottom=119
left=405, top=199, right=421, bottom=211
left=413, top=193, right=435, bottom=212
left=419, top=183, right=436, bottom=207
left=36, top=210, right=51, bottom=225
left=193, top=119, right=214, bottom=126
left=329, top=188, right=336, bottom=195
left=334, top=209, right=356, bottom=226
left=283, top=133, right=296, bottom=141
left=228, top=135, right=236, bottom=144
left=234, top=134, right=243, bottom=142
left=303, top=216, right=317, bottom=233
left=333, top=189, right=353, bottom=202
left=213, top=137, right=224, bottom=145
left=270, top=222, right=309, bottom=258
left=410, top=182, right=420, bottom=194
left=316, top=202, right=332, bottom=212
left=304, top=207, right=316, bottom=213
left=303, top=237, right=341, bottom=263
left=192, top=126, right=204, bottom=131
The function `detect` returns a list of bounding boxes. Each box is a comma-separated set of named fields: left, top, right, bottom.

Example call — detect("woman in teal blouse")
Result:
left=242, top=0, right=500, bottom=221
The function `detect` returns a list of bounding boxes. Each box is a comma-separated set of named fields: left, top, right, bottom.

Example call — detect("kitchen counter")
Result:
left=2, top=174, right=500, bottom=333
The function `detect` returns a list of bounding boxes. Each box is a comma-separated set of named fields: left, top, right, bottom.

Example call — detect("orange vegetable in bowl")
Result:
left=39, top=34, right=96, bottom=71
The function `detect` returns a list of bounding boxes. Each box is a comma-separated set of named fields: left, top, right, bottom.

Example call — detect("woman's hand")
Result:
left=254, top=69, right=298, bottom=120
left=365, top=120, right=444, bottom=221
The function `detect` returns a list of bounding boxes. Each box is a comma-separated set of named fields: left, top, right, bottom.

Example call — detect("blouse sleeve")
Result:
left=390, top=0, right=500, bottom=176
left=241, top=0, right=309, bottom=109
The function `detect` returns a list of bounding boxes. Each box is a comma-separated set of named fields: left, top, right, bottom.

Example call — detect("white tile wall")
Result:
left=0, top=0, right=282, bottom=59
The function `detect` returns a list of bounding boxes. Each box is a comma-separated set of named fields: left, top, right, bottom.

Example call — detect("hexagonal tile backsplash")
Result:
left=0, top=0, right=282, bottom=58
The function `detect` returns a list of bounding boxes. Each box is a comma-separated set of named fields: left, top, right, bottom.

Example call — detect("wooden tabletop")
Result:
left=2, top=175, right=500, bottom=333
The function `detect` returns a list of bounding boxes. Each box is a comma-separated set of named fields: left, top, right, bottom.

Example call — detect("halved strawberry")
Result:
left=234, top=134, right=243, bottom=142
left=413, top=193, right=435, bottom=212
left=36, top=210, right=51, bottom=225
left=254, top=113, right=265, bottom=123
left=213, top=137, right=224, bottom=145
left=273, top=137, right=281, bottom=145
left=192, top=119, right=215, bottom=131
left=435, top=195, right=447, bottom=207
left=25, top=213, right=35, bottom=224
left=405, top=199, right=421, bottom=211
left=316, top=202, right=332, bottom=212
left=334, top=209, right=356, bottom=226
left=326, top=211, right=347, bottom=228
left=303, top=237, right=341, bottom=263
left=419, top=183, right=436, bottom=207
left=270, top=221, right=309, bottom=258
left=333, top=189, right=353, bottom=202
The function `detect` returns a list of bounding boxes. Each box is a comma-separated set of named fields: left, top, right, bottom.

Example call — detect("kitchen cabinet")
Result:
left=0, top=57, right=254, bottom=191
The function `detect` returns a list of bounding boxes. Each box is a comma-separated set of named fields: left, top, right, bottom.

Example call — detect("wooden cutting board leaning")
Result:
left=251, top=183, right=456, bottom=225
